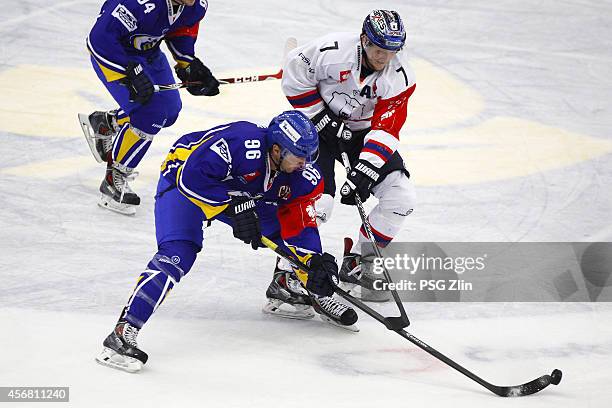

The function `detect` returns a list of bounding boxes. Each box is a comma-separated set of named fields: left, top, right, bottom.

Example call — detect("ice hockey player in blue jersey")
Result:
left=78, top=0, right=220, bottom=216
left=95, top=110, right=358, bottom=373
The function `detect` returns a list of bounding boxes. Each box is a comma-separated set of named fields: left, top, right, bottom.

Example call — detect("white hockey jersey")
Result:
left=282, top=32, right=416, bottom=167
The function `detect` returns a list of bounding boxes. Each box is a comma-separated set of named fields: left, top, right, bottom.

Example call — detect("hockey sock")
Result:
left=122, top=240, right=198, bottom=328
left=111, top=123, right=154, bottom=169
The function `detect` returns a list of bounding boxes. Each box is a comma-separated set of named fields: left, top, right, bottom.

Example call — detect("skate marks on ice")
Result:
left=1, top=62, right=611, bottom=186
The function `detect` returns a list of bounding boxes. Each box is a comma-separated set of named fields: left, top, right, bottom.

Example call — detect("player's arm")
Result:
left=87, top=3, right=139, bottom=81
left=341, top=62, right=416, bottom=205
left=360, top=63, right=417, bottom=167
left=165, top=7, right=219, bottom=96
left=283, top=41, right=353, bottom=144
left=176, top=144, right=232, bottom=220
left=282, top=42, right=327, bottom=116
left=87, top=2, right=156, bottom=104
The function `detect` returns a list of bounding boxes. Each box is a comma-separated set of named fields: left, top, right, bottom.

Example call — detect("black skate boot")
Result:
left=262, top=257, right=314, bottom=320
left=78, top=110, right=118, bottom=163
left=312, top=294, right=359, bottom=332
left=95, top=320, right=148, bottom=373
left=99, top=159, right=140, bottom=216
left=339, top=237, right=390, bottom=302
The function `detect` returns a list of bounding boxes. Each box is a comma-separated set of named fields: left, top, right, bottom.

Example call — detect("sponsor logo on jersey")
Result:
left=279, top=120, right=302, bottom=143
left=298, top=52, right=311, bottom=65
left=132, top=34, right=164, bottom=51
left=339, top=70, right=351, bottom=83
left=210, top=138, right=232, bottom=163
left=380, top=110, right=395, bottom=120
left=111, top=4, right=138, bottom=32
left=305, top=204, right=316, bottom=221
left=278, top=185, right=291, bottom=200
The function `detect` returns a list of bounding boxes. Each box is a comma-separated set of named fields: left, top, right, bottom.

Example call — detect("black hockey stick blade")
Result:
left=491, top=369, right=562, bottom=397
left=396, top=329, right=562, bottom=397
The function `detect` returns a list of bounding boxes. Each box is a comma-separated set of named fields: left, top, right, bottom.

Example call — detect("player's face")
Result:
left=172, top=0, right=196, bottom=6
left=280, top=153, right=307, bottom=173
left=362, top=36, right=397, bottom=71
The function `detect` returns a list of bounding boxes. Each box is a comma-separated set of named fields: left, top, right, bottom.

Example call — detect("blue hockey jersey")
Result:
left=87, top=0, right=208, bottom=81
left=160, top=121, right=325, bottom=254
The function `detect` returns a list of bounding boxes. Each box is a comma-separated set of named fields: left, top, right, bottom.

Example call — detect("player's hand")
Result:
left=311, top=106, right=353, bottom=143
left=306, top=252, right=339, bottom=297
left=340, top=159, right=380, bottom=205
left=123, top=62, right=154, bottom=105
left=175, top=57, right=220, bottom=96
left=225, top=196, right=262, bottom=250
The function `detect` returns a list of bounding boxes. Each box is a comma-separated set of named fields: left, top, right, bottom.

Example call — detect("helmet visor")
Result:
left=280, top=147, right=319, bottom=170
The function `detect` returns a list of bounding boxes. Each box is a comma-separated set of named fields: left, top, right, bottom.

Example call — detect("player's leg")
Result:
left=80, top=54, right=182, bottom=214
left=340, top=153, right=415, bottom=301
left=96, top=178, right=204, bottom=372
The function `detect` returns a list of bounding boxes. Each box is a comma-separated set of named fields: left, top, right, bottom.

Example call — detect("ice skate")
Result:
left=339, top=237, right=391, bottom=302
left=262, top=257, right=315, bottom=320
left=95, top=321, right=148, bottom=373
left=78, top=110, right=118, bottom=163
left=312, top=294, right=359, bottom=332
left=99, top=161, right=140, bottom=216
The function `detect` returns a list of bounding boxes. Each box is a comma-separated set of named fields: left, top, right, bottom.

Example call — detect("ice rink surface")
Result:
left=1, top=0, right=612, bottom=406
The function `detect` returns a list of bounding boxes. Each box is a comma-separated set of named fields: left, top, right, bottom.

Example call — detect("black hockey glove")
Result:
left=122, top=62, right=155, bottom=105
left=311, top=106, right=353, bottom=143
left=225, top=196, right=262, bottom=250
left=175, top=57, right=220, bottom=96
left=306, top=252, right=339, bottom=298
left=340, top=159, right=380, bottom=205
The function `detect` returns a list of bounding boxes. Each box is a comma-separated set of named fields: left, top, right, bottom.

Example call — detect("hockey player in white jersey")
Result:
left=279, top=10, right=417, bottom=301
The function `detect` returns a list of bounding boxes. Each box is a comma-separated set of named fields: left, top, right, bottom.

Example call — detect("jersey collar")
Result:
left=166, top=0, right=185, bottom=25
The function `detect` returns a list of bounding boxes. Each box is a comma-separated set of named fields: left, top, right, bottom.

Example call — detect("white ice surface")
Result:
left=1, top=1, right=612, bottom=407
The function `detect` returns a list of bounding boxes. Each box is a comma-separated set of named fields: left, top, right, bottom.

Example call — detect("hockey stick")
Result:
left=339, top=150, right=410, bottom=330
left=154, top=37, right=297, bottom=92
left=153, top=70, right=283, bottom=92
left=260, top=235, right=563, bottom=397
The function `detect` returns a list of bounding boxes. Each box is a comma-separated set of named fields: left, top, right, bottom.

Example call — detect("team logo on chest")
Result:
left=278, top=185, right=291, bottom=200
left=132, top=34, right=164, bottom=51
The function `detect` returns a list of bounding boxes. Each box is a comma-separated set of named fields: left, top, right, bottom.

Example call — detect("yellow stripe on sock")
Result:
left=115, top=127, right=143, bottom=164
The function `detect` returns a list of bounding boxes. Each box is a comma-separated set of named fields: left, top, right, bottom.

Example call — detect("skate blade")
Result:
left=95, top=347, right=143, bottom=373
left=78, top=113, right=105, bottom=163
left=98, top=194, right=137, bottom=216
left=262, top=299, right=315, bottom=320
left=318, top=315, right=360, bottom=332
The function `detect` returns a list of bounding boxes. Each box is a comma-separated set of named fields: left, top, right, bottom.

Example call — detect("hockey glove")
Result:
left=340, top=159, right=380, bottom=205
left=306, top=252, right=339, bottom=298
left=311, top=106, right=353, bottom=143
left=225, top=196, right=263, bottom=250
left=175, top=57, right=220, bottom=96
left=122, top=62, right=155, bottom=105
